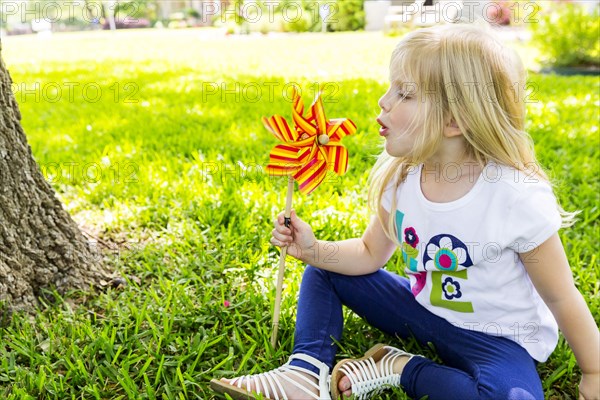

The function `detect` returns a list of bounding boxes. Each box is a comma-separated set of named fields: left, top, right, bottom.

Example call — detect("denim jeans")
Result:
left=288, top=266, right=544, bottom=400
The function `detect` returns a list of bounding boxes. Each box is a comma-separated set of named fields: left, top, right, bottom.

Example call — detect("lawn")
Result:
left=0, top=28, right=598, bottom=399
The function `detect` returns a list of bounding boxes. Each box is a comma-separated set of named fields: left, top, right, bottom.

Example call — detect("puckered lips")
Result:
left=377, top=117, right=389, bottom=137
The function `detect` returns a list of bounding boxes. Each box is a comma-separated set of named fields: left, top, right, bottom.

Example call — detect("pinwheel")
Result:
left=264, top=86, right=356, bottom=347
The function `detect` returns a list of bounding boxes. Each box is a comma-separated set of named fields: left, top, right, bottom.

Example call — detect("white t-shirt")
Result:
left=381, top=161, right=562, bottom=362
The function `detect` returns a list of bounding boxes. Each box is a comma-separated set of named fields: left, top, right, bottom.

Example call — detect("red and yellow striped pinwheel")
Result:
left=264, top=86, right=356, bottom=348
left=263, top=87, right=356, bottom=195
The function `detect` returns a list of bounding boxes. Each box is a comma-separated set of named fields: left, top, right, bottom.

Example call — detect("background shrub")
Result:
left=329, top=0, right=365, bottom=32
left=529, top=3, right=600, bottom=68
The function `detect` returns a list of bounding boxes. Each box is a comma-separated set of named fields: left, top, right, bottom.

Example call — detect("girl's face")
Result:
left=376, top=81, right=423, bottom=157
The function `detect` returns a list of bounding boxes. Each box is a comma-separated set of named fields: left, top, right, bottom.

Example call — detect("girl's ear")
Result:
left=444, top=119, right=462, bottom=138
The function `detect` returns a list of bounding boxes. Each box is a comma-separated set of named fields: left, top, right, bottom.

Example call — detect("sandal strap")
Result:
left=288, top=353, right=330, bottom=381
left=339, top=346, right=413, bottom=400
left=287, top=353, right=331, bottom=399
left=229, top=353, right=332, bottom=400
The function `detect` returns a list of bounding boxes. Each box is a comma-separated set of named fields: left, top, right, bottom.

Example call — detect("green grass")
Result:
left=0, top=28, right=598, bottom=399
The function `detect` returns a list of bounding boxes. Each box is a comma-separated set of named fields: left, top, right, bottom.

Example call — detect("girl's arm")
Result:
left=520, top=233, right=600, bottom=400
left=271, top=209, right=397, bottom=276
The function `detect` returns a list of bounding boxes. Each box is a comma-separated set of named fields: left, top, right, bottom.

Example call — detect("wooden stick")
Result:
left=271, top=175, right=295, bottom=348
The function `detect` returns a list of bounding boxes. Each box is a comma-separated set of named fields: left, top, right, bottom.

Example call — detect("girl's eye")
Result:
left=397, top=91, right=411, bottom=100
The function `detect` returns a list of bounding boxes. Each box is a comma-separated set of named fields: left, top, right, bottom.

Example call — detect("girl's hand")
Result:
left=579, top=373, right=600, bottom=400
left=270, top=210, right=317, bottom=262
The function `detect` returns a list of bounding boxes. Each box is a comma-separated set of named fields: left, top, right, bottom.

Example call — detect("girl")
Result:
left=211, top=22, right=599, bottom=400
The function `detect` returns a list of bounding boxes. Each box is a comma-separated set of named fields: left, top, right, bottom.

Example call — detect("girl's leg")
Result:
left=291, top=266, right=544, bottom=400
left=288, top=265, right=345, bottom=374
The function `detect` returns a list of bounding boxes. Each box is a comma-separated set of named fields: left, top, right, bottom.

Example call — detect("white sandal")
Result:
left=330, top=344, right=416, bottom=400
left=210, top=353, right=332, bottom=400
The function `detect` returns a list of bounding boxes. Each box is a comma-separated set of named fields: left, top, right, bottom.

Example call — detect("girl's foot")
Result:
left=331, top=344, right=415, bottom=400
left=217, top=370, right=319, bottom=399
left=210, top=353, right=332, bottom=400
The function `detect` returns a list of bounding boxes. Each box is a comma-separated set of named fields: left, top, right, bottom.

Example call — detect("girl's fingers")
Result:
left=274, top=215, right=288, bottom=228
left=271, top=229, right=291, bottom=243
left=276, top=212, right=286, bottom=224
left=274, top=224, right=291, bottom=235
left=273, top=216, right=292, bottom=235
left=270, top=237, right=289, bottom=248
left=276, top=211, right=297, bottom=228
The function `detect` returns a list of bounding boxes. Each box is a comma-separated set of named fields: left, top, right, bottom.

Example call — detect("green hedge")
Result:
left=529, top=3, right=600, bottom=68
left=328, top=0, right=365, bottom=32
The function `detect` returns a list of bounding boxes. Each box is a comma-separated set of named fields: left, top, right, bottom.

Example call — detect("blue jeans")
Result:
left=289, top=266, right=544, bottom=400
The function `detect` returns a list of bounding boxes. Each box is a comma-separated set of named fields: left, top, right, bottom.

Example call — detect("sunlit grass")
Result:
left=0, top=28, right=597, bottom=399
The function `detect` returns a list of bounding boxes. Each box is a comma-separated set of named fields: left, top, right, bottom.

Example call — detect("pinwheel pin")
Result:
left=264, top=86, right=356, bottom=347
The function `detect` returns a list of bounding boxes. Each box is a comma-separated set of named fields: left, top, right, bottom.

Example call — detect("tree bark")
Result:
left=0, top=42, right=112, bottom=313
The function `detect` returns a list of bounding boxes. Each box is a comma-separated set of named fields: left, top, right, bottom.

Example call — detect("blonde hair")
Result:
left=368, top=21, right=578, bottom=245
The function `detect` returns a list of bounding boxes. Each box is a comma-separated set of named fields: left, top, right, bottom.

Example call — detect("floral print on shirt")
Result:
left=423, top=234, right=473, bottom=271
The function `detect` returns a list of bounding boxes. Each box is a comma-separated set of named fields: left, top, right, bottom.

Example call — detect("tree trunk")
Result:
left=0, top=42, right=112, bottom=313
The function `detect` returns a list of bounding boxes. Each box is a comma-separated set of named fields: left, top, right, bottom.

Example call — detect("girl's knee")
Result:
left=304, top=265, right=331, bottom=278
left=303, top=264, right=319, bottom=277
left=304, top=264, right=318, bottom=273
left=302, top=265, right=330, bottom=282
left=302, top=265, right=346, bottom=291
left=478, top=379, right=544, bottom=400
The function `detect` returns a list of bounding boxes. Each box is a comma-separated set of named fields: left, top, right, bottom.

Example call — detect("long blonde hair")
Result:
left=368, top=21, right=578, bottom=245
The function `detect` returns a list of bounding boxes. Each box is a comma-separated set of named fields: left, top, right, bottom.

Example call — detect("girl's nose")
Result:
left=378, top=92, right=389, bottom=112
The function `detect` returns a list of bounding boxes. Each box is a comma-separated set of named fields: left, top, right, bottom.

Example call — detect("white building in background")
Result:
left=365, top=0, right=599, bottom=32
left=0, top=0, right=219, bottom=34
left=365, top=0, right=492, bottom=31
left=155, top=0, right=228, bottom=20
left=1, top=0, right=215, bottom=22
